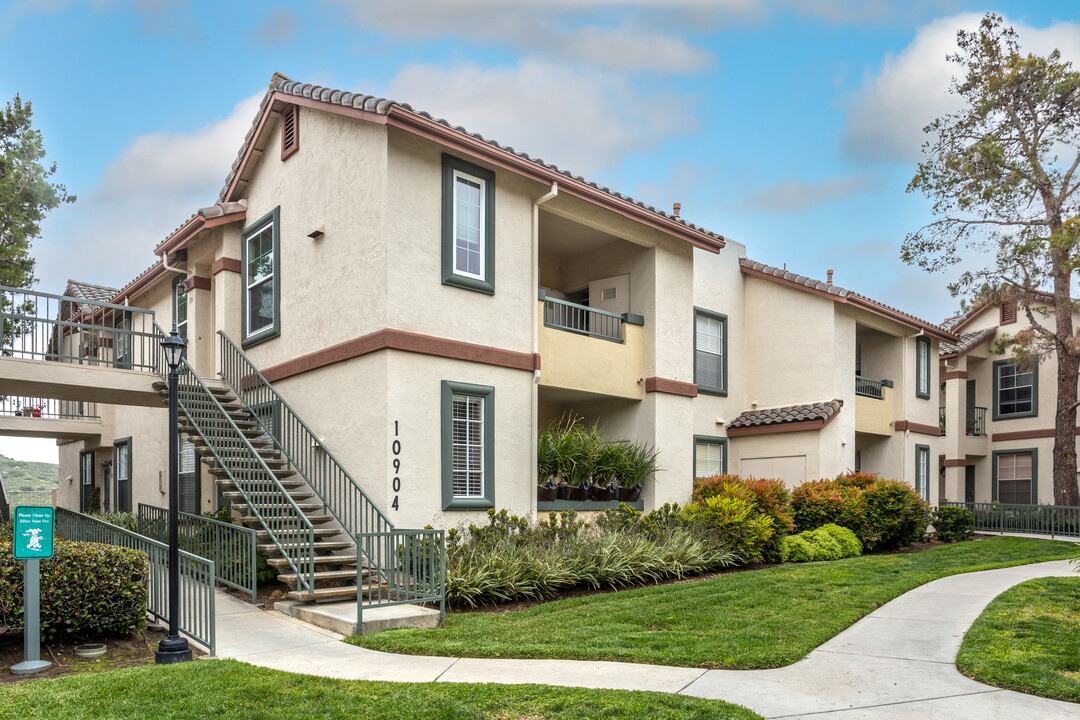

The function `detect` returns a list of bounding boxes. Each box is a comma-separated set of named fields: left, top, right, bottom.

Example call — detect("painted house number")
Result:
left=391, top=420, right=401, bottom=510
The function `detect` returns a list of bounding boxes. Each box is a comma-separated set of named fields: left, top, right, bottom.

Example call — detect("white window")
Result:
left=916, top=336, right=930, bottom=397
left=453, top=171, right=485, bottom=280
left=996, top=363, right=1034, bottom=416
left=452, top=393, right=485, bottom=498
left=996, top=452, right=1033, bottom=505
left=695, top=437, right=726, bottom=480
left=246, top=221, right=275, bottom=336
left=915, top=444, right=930, bottom=502
left=695, top=309, right=726, bottom=393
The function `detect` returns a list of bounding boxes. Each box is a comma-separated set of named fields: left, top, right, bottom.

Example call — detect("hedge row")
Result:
left=0, top=539, right=148, bottom=640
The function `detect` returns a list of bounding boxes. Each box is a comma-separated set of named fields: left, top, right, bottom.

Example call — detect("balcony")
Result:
left=965, top=407, right=987, bottom=437
left=855, top=376, right=893, bottom=436
left=537, top=295, right=644, bottom=400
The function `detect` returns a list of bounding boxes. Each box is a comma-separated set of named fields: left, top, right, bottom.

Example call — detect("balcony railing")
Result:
left=542, top=295, right=625, bottom=343
left=0, top=395, right=99, bottom=420
left=855, top=375, right=889, bottom=399
left=940, top=501, right=1080, bottom=539
left=0, top=284, right=157, bottom=371
left=966, top=407, right=987, bottom=437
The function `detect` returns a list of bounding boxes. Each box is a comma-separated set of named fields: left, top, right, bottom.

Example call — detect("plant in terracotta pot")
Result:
left=589, top=441, right=627, bottom=501
left=563, top=423, right=599, bottom=501
left=619, top=441, right=660, bottom=502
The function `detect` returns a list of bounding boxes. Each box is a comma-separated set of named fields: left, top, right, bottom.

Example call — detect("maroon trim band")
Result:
left=644, top=377, right=697, bottom=397
left=260, top=328, right=539, bottom=383
left=212, top=257, right=242, bottom=276
left=894, top=420, right=942, bottom=436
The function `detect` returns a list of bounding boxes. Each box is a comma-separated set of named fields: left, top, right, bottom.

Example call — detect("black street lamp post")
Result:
left=155, top=325, right=192, bottom=664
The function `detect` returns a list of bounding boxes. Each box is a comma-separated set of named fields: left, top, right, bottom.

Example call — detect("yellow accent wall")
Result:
left=537, top=301, right=643, bottom=400
left=855, top=385, right=894, bottom=436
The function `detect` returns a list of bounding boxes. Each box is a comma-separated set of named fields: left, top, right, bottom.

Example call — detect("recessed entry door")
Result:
left=79, top=451, right=95, bottom=513
left=965, top=465, right=976, bottom=503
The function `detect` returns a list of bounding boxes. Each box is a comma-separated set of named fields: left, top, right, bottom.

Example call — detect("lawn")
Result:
left=957, top=575, right=1080, bottom=703
left=0, top=659, right=761, bottom=720
left=350, top=536, right=1075, bottom=669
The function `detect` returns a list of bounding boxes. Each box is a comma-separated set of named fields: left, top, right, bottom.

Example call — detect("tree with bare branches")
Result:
left=903, top=13, right=1080, bottom=506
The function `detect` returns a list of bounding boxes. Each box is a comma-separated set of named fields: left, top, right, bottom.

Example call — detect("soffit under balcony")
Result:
left=539, top=210, right=630, bottom=258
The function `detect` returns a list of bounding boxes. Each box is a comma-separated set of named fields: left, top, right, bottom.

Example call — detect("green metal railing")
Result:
left=1, top=395, right=99, bottom=420
left=151, top=323, right=315, bottom=595
left=5, top=490, right=54, bottom=508
left=855, top=375, right=884, bottom=399
left=356, top=529, right=445, bottom=632
left=138, top=503, right=257, bottom=602
left=0, top=284, right=157, bottom=371
left=542, top=295, right=624, bottom=342
left=56, top=507, right=217, bottom=655
left=940, top=501, right=1080, bottom=539
left=217, top=331, right=396, bottom=579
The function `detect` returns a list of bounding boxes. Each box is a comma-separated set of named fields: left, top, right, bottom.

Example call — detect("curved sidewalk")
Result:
left=214, top=559, right=1078, bottom=719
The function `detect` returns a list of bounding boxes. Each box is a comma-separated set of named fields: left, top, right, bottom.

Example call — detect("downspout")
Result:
left=532, top=181, right=558, bottom=518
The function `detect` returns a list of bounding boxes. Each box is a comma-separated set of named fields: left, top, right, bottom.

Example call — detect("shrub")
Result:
left=537, top=416, right=659, bottom=490
left=89, top=511, right=138, bottom=532
left=804, top=528, right=843, bottom=560
left=682, top=495, right=775, bottom=565
left=444, top=510, right=736, bottom=607
left=782, top=535, right=814, bottom=563
left=819, top=523, right=862, bottom=557
left=932, top=506, right=974, bottom=542
left=0, top=539, right=147, bottom=640
left=791, top=472, right=929, bottom=551
left=691, top=475, right=793, bottom=562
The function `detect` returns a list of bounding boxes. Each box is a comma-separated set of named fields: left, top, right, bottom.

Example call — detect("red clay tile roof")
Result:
left=728, top=399, right=844, bottom=429
left=939, top=328, right=996, bottom=358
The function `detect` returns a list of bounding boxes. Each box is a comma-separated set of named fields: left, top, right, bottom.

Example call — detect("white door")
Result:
left=588, top=274, right=630, bottom=316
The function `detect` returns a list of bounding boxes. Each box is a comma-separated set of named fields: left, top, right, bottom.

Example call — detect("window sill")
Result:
left=241, top=328, right=280, bottom=350
left=443, top=273, right=494, bottom=296
left=696, top=386, right=727, bottom=397
left=443, top=497, right=495, bottom=511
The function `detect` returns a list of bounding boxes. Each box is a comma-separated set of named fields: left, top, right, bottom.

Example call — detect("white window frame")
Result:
left=452, top=169, right=486, bottom=281
left=694, top=436, right=727, bottom=480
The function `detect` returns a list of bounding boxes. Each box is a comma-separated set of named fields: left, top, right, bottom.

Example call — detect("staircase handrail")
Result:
left=216, top=331, right=395, bottom=565
left=152, top=322, right=315, bottom=593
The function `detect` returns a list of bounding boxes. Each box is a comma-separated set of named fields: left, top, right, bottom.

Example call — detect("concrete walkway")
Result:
left=214, top=560, right=1079, bottom=719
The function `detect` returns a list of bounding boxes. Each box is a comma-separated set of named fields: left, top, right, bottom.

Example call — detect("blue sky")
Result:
left=1, top=0, right=1078, bottom=462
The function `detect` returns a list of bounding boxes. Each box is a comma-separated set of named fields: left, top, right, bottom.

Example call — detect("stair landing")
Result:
left=274, top=599, right=440, bottom=636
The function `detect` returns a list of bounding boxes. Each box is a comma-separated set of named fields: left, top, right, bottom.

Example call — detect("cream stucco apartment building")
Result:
left=50, top=76, right=1005, bottom=536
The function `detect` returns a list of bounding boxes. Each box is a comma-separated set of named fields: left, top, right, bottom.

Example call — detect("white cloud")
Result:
left=251, top=6, right=300, bottom=48
left=337, top=0, right=726, bottom=74
left=33, top=94, right=261, bottom=295
left=845, top=13, right=1080, bottom=162
left=384, top=59, right=697, bottom=176
left=0, top=437, right=58, bottom=464
left=743, top=173, right=874, bottom=212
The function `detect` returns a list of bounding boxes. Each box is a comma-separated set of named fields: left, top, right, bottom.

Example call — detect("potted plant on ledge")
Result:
left=618, top=441, right=660, bottom=502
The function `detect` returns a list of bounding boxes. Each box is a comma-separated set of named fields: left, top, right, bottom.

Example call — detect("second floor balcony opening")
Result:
left=537, top=209, right=648, bottom=345
left=854, top=325, right=900, bottom=401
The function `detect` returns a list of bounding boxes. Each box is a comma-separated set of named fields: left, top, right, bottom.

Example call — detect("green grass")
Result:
left=957, top=576, right=1080, bottom=703
left=0, top=659, right=760, bottom=720
left=350, top=536, right=1075, bottom=669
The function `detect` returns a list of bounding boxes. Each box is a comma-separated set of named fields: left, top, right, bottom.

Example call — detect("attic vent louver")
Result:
left=281, top=104, right=299, bottom=161
left=1000, top=300, right=1016, bottom=325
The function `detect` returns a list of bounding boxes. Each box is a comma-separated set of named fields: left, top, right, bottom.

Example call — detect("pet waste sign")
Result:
left=14, top=506, right=55, bottom=560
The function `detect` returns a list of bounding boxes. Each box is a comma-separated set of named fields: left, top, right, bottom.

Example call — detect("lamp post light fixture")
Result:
left=155, top=325, right=191, bottom=664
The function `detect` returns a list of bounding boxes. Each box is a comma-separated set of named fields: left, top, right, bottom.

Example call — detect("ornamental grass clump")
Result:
left=444, top=508, right=736, bottom=608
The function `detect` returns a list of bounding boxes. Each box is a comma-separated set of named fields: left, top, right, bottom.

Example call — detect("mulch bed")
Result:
left=0, top=626, right=204, bottom=685
left=226, top=580, right=293, bottom=610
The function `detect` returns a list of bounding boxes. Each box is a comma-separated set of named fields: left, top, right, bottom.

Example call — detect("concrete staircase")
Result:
left=154, top=380, right=369, bottom=603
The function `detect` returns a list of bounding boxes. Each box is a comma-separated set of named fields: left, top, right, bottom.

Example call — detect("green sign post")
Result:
left=12, top=505, right=54, bottom=675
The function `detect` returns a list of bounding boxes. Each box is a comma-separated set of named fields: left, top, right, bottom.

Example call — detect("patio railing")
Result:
left=940, top=501, right=1080, bottom=539
left=0, top=395, right=99, bottom=420
left=138, top=503, right=257, bottom=602
left=56, top=507, right=217, bottom=654
left=966, top=407, right=988, bottom=437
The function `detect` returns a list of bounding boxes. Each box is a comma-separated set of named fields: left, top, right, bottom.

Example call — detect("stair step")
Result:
left=257, top=540, right=354, bottom=554
left=256, top=527, right=340, bottom=540
left=205, top=456, right=287, bottom=469
left=213, top=469, right=299, bottom=483
left=233, top=502, right=323, bottom=513
left=189, top=435, right=273, bottom=450
left=266, top=554, right=357, bottom=568
left=221, top=489, right=314, bottom=502
left=241, top=513, right=334, bottom=525
left=180, top=425, right=263, bottom=439
left=276, top=569, right=360, bottom=584
left=288, top=586, right=371, bottom=603
left=198, top=446, right=280, bottom=459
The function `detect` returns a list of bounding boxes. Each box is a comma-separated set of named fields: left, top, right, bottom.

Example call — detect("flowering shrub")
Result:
left=791, top=472, right=929, bottom=550
left=692, top=475, right=793, bottom=562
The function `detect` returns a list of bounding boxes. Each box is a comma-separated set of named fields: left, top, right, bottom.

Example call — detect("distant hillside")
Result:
left=0, top=454, right=59, bottom=493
